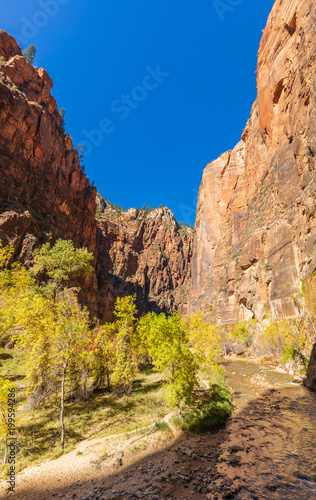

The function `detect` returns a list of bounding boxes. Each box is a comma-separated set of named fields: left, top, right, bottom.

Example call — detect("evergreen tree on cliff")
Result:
left=22, top=45, right=36, bottom=65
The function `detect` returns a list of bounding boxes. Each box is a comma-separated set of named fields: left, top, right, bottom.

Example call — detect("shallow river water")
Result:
left=216, top=359, right=316, bottom=499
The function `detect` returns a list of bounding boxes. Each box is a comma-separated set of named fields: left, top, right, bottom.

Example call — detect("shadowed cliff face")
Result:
left=0, top=30, right=192, bottom=319
left=190, top=0, right=316, bottom=324
left=96, top=198, right=193, bottom=321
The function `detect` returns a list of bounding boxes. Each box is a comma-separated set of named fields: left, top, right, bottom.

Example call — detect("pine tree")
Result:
left=59, top=108, right=66, bottom=133
left=76, top=144, right=86, bottom=172
left=22, top=45, right=36, bottom=65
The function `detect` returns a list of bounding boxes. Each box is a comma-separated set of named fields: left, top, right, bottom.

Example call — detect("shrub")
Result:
left=179, top=384, right=232, bottom=433
left=231, top=322, right=252, bottom=345
left=258, top=317, right=310, bottom=365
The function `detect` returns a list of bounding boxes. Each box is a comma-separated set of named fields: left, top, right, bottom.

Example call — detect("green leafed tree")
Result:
left=31, top=239, right=94, bottom=297
left=22, top=45, right=36, bottom=65
left=137, top=312, right=199, bottom=416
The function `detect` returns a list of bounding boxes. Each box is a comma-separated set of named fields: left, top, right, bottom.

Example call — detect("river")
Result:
left=216, top=359, right=316, bottom=499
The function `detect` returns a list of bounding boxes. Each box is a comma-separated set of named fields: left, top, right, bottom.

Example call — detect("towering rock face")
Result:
left=96, top=198, right=193, bottom=321
left=0, top=30, right=98, bottom=312
left=0, top=30, right=192, bottom=320
left=190, top=0, right=316, bottom=324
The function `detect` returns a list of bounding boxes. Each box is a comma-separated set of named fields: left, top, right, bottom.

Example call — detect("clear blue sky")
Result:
left=2, top=0, right=274, bottom=225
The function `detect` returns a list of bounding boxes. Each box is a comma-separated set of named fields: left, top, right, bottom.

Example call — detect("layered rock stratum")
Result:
left=0, top=30, right=192, bottom=319
left=190, top=0, right=316, bottom=324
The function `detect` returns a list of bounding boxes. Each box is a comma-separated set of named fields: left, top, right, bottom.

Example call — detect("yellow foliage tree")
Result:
left=111, top=295, right=139, bottom=394
left=184, top=310, right=221, bottom=369
left=14, top=295, right=92, bottom=449
left=0, top=241, right=94, bottom=451
left=260, top=318, right=308, bottom=363
left=92, top=323, right=116, bottom=390
left=0, top=241, right=13, bottom=269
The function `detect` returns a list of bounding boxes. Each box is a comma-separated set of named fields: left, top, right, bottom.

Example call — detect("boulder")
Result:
left=303, top=344, right=316, bottom=390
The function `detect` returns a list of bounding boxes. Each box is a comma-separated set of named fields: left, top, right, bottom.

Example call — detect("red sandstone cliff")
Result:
left=190, top=0, right=316, bottom=324
left=0, top=30, right=192, bottom=319
left=96, top=197, right=193, bottom=320
left=0, top=30, right=98, bottom=312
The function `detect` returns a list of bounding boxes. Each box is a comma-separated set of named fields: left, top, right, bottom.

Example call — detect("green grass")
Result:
left=173, top=371, right=233, bottom=433
left=0, top=347, right=25, bottom=380
left=155, top=421, right=170, bottom=432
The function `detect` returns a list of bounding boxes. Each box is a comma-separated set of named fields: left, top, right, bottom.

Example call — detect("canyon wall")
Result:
left=0, top=30, right=98, bottom=313
left=0, top=30, right=192, bottom=320
left=96, top=198, right=193, bottom=320
left=190, top=0, right=316, bottom=324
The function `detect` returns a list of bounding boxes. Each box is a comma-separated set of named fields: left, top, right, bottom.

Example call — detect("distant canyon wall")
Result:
left=96, top=198, right=193, bottom=321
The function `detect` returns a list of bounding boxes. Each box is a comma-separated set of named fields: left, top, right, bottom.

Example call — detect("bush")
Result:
left=178, top=384, right=232, bottom=433
left=231, top=321, right=253, bottom=346
left=257, top=317, right=311, bottom=365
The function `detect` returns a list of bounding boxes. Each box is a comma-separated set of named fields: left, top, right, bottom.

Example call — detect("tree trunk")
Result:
left=178, top=402, right=182, bottom=419
left=60, top=359, right=67, bottom=451
left=309, top=315, right=316, bottom=336
left=3, top=442, right=7, bottom=464
left=107, top=369, right=110, bottom=391
left=82, top=370, right=87, bottom=400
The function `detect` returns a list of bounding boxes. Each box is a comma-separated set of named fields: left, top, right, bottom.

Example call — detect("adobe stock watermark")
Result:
left=213, top=0, right=244, bottom=22
left=11, top=0, right=72, bottom=47
left=80, top=64, right=170, bottom=156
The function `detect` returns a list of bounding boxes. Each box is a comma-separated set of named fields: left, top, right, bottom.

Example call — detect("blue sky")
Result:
left=2, top=0, right=274, bottom=224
